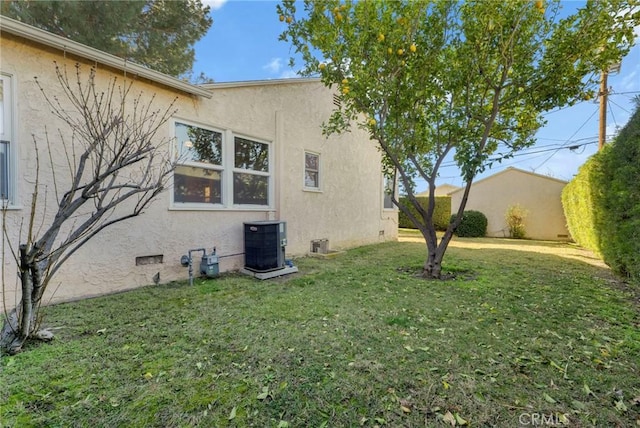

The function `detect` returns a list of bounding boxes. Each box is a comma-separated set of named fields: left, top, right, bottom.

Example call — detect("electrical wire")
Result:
left=532, top=106, right=599, bottom=171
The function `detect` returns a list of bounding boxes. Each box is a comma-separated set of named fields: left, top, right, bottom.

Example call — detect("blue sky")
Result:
left=195, top=0, right=640, bottom=191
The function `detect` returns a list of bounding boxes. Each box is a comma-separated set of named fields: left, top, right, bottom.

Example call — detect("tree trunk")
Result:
left=420, top=178, right=475, bottom=279
left=0, top=245, right=42, bottom=354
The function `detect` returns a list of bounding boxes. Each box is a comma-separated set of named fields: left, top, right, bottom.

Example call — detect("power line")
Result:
left=533, top=106, right=599, bottom=171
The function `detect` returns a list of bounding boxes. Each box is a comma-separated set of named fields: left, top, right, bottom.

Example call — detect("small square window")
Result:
left=383, top=176, right=396, bottom=209
left=304, top=152, right=320, bottom=189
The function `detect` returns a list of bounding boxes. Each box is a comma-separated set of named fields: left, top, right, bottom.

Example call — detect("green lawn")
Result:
left=1, top=236, right=639, bottom=427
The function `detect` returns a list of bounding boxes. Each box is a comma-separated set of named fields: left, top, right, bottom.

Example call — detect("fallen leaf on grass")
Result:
left=582, top=383, right=596, bottom=397
left=441, top=411, right=468, bottom=426
left=615, top=400, right=628, bottom=412
left=443, top=411, right=456, bottom=426
left=543, top=393, right=557, bottom=403
left=228, top=406, right=237, bottom=420
left=455, top=413, right=469, bottom=426
left=257, top=386, right=270, bottom=400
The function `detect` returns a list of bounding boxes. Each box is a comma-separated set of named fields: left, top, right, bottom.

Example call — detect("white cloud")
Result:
left=279, top=69, right=301, bottom=79
left=263, top=58, right=283, bottom=74
left=203, top=0, right=227, bottom=11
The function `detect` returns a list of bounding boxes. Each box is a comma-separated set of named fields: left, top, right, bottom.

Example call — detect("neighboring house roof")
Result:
left=448, top=167, right=568, bottom=195
left=0, top=16, right=213, bottom=99
left=202, top=78, right=321, bottom=89
left=416, top=183, right=461, bottom=197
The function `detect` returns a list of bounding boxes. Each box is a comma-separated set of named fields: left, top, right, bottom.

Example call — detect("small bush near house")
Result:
left=450, top=210, right=487, bottom=237
left=398, top=196, right=451, bottom=230
left=505, top=204, right=528, bottom=238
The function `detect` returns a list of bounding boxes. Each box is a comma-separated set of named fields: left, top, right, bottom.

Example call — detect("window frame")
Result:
left=171, top=120, right=225, bottom=208
left=303, top=150, right=321, bottom=192
left=231, top=134, right=272, bottom=208
left=0, top=73, right=17, bottom=208
left=383, top=174, right=397, bottom=211
left=170, top=119, right=273, bottom=211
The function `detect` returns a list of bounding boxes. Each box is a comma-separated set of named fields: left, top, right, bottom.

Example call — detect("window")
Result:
left=383, top=175, right=396, bottom=209
left=173, top=122, right=223, bottom=205
left=304, top=152, right=320, bottom=190
left=0, top=74, right=13, bottom=203
left=172, top=122, right=271, bottom=208
left=233, top=136, right=269, bottom=206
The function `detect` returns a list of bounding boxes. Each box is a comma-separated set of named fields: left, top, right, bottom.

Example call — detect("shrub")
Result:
left=398, top=196, right=451, bottom=230
left=505, top=204, right=528, bottom=239
left=561, top=156, right=603, bottom=254
left=450, top=210, right=487, bottom=237
left=562, top=99, right=640, bottom=283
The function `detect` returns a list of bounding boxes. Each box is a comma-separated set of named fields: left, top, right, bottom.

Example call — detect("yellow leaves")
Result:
left=442, top=410, right=469, bottom=426
left=143, top=372, right=153, bottom=380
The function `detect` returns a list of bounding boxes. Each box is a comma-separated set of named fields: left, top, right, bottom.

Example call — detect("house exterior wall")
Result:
left=0, top=31, right=397, bottom=306
left=449, top=168, right=569, bottom=240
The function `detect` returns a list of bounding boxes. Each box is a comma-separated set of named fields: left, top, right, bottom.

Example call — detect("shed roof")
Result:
left=448, top=167, right=568, bottom=196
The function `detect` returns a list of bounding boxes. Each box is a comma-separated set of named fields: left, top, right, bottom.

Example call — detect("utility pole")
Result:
left=598, top=70, right=608, bottom=151
left=598, top=63, right=621, bottom=151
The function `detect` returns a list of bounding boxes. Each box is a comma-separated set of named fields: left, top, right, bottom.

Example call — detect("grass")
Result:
left=1, top=234, right=639, bottom=427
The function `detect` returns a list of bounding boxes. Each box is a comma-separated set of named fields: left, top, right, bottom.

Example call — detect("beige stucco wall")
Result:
left=449, top=168, right=569, bottom=241
left=0, top=32, right=397, bottom=307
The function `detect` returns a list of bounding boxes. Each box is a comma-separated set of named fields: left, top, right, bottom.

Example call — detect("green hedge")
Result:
left=561, top=157, right=602, bottom=254
left=562, top=101, right=640, bottom=282
left=398, top=196, right=451, bottom=231
left=450, top=210, right=488, bottom=237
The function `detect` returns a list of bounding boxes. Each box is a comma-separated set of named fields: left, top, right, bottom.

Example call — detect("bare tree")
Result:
left=1, top=63, right=177, bottom=354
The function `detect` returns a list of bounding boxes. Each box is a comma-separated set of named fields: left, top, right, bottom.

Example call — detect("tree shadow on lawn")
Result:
left=396, top=235, right=639, bottom=310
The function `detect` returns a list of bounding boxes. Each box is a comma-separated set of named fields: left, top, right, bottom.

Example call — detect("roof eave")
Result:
left=0, top=16, right=212, bottom=99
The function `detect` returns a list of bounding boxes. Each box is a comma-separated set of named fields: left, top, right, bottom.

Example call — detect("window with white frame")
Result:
left=304, top=151, right=320, bottom=190
left=172, top=122, right=271, bottom=208
left=0, top=74, right=13, bottom=203
left=383, top=175, right=396, bottom=209
left=173, top=122, right=223, bottom=204
left=233, top=136, right=269, bottom=206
